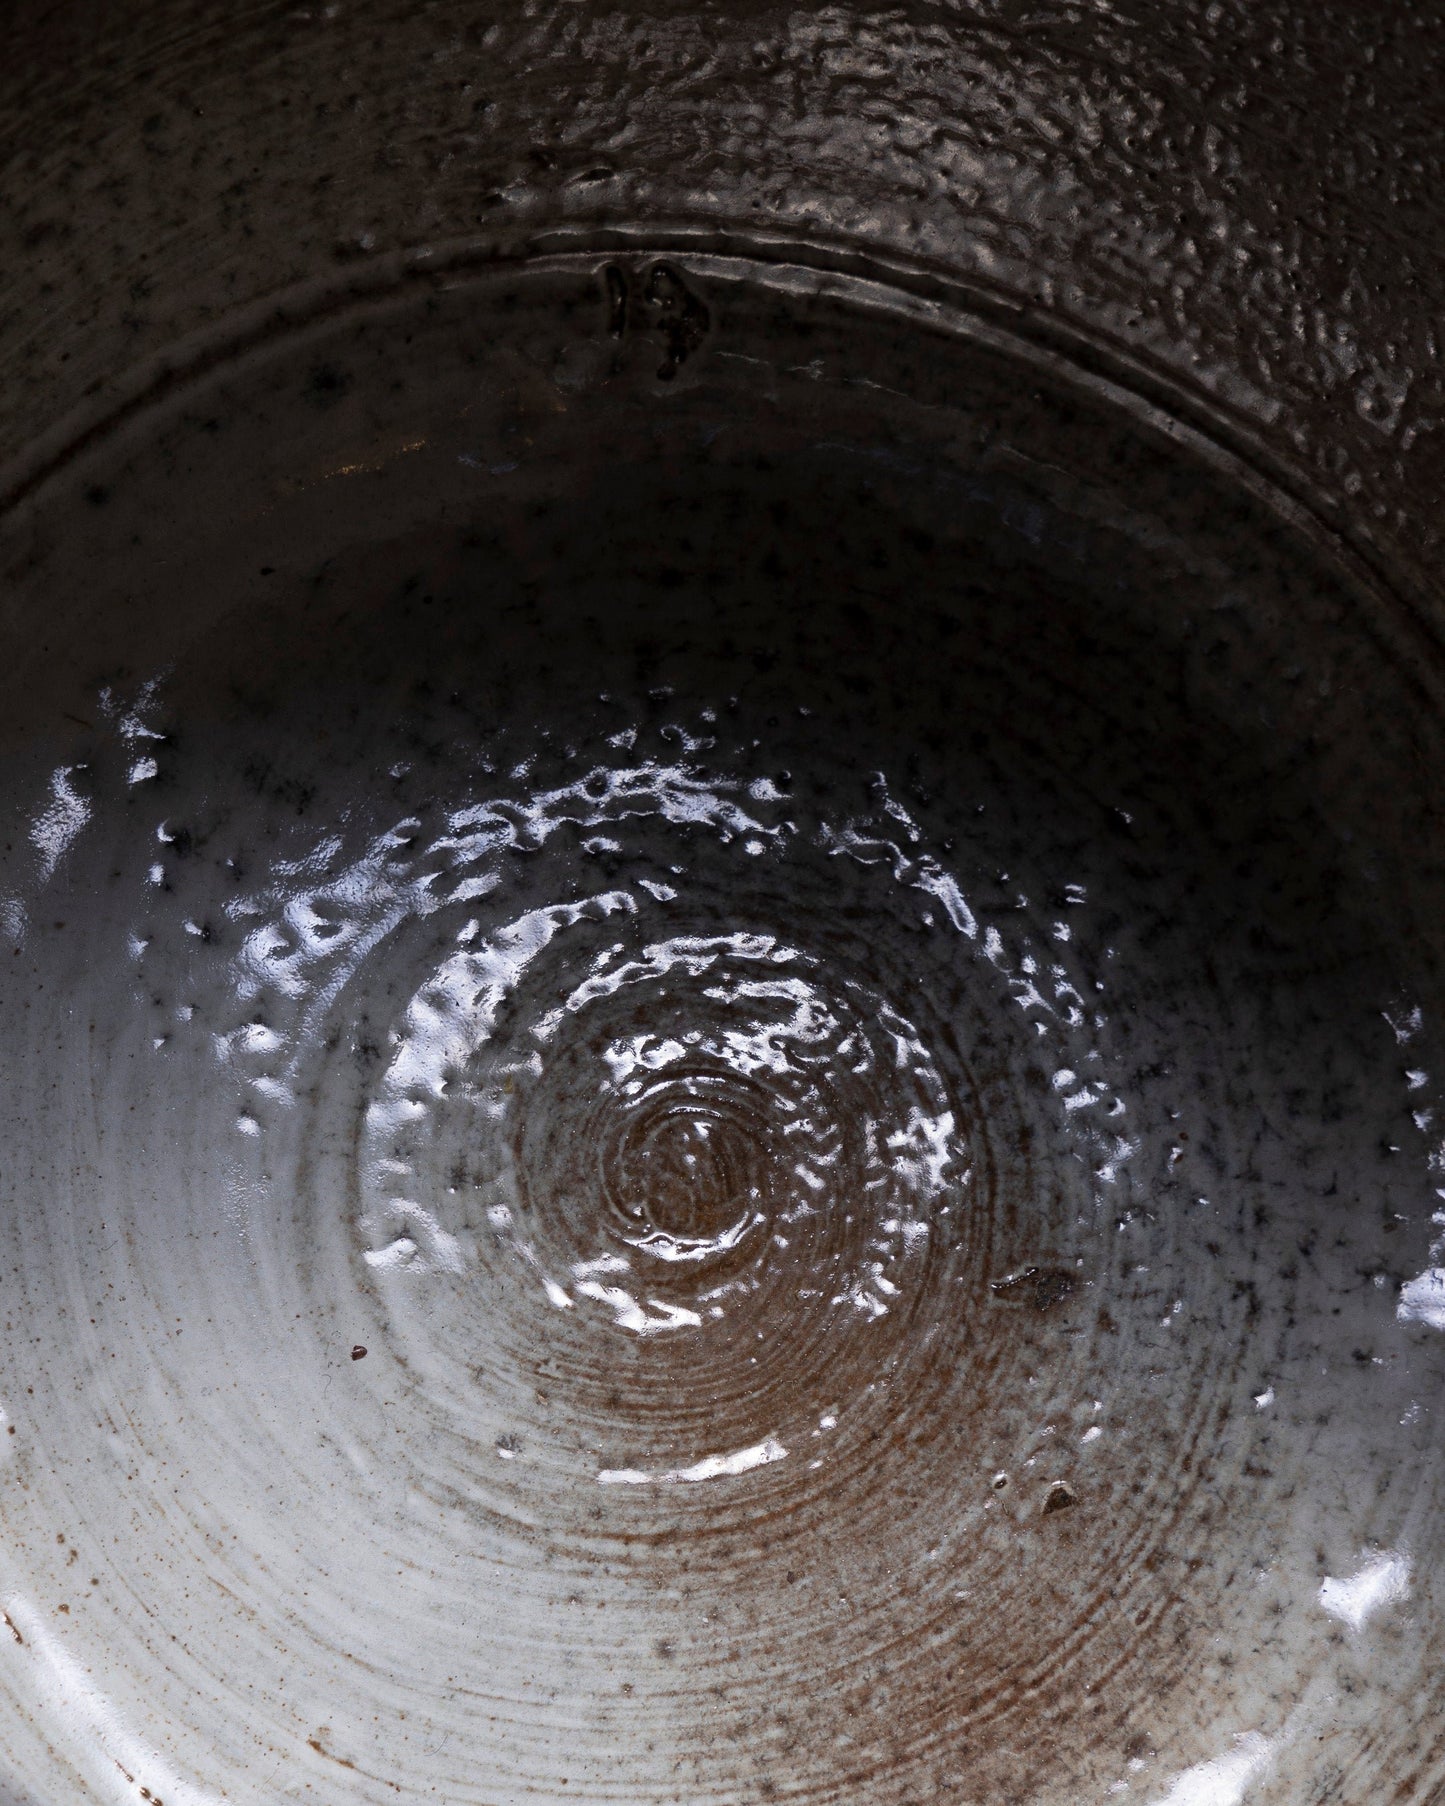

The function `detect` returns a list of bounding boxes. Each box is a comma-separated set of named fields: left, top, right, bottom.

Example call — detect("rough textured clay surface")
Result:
left=0, top=6, right=1443, bottom=1806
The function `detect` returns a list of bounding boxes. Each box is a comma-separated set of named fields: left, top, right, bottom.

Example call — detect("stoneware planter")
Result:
left=1, top=4, right=1444, bottom=1802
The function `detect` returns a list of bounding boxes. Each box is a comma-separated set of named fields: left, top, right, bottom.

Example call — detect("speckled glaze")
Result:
left=1, top=10, right=1445, bottom=1806
left=3, top=1, right=1445, bottom=612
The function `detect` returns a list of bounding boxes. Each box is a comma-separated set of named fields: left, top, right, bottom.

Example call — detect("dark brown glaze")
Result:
left=2, top=0, right=1444, bottom=628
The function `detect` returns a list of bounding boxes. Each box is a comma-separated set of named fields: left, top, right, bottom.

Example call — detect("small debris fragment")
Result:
left=990, top=1265, right=1077, bottom=1311
left=350, top=1345, right=367, bottom=1361
left=1043, top=1481, right=1077, bottom=1515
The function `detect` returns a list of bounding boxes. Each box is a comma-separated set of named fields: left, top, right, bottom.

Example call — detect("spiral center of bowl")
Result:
left=605, top=1078, right=767, bottom=1258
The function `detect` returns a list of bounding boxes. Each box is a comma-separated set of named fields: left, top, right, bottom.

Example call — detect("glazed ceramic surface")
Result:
left=2, top=7, right=1445, bottom=1806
